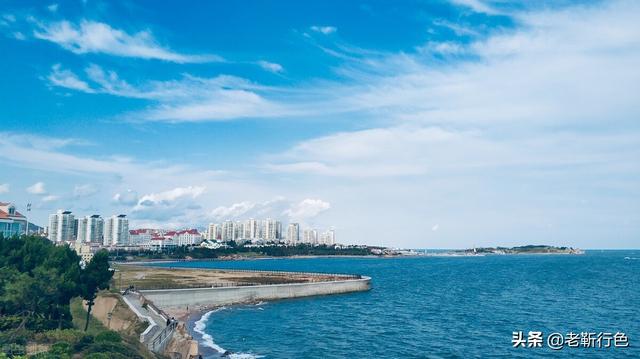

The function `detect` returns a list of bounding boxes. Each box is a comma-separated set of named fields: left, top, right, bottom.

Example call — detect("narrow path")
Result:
left=122, top=292, right=168, bottom=347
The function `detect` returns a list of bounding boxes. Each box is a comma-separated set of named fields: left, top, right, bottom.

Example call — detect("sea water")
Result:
left=157, top=251, right=639, bottom=358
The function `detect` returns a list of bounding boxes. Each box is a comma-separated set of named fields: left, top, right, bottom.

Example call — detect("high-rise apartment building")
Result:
left=287, top=223, right=300, bottom=244
left=206, top=223, right=220, bottom=240
left=320, top=229, right=336, bottom=245
left=234, top=221, right=244, bottom=240
left=76, top=217, right=87, bottom=242
left=222, top=220, right=234, bottom=241
left=104, top=214, right=129, bottom=246
left=264, top=218, right=282, bottom=241
left=244, top=218, right=258, bottom=239
left=86, top=215, right=104, bottom=243
left=48, top=210, right=75, bottom=242
left=303, top=228, right=318, bottom=244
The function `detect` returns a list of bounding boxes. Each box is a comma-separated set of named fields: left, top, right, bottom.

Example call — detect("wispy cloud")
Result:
left=210, top=197, right=331, bottom=223
left=257, top=60, right=284, bottom=73
left=130, top=186, right=205, bottom=222
left=34, top=19, right=221, bottom=63
left=112, top=189, right=139, bottom=206
left=26, top=182, right=47, bottom=195
left=73, top=184, right=98, bottom=198
left=310, top=25, right=337, bottom=35
left=41, top=194, right=59, bottom=202
left=1, top=14, right=16, bottom=25
left=48, top=63, right=94, bottom=92
left=0, top=131, right=273, bottom=228
left=449, top=0, right=501, bottom=15
left=0, top=132, right=90, bottom=150
left=0, top=183, right=9, bottom=194
left=283, top=199, right=331, bottom=221
left=46, top=64, right=294, bottom=122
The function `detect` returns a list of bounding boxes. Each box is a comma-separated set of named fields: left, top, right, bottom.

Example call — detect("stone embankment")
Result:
left=119, top=268, right=371, bottom=358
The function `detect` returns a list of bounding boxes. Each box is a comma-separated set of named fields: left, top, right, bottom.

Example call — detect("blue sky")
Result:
left=0, top=0, right=638, bottom=248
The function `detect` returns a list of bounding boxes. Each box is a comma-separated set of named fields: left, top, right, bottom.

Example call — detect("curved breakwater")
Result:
left=139, top=275, right=371, bottom=309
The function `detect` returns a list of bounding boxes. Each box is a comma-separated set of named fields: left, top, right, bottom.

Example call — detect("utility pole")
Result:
left=25, top=202, right=31, bottom=235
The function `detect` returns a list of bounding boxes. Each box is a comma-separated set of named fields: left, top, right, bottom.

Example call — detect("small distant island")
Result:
left=463, top=245, right=583, bottom=255
left=445, top=245, right=584, bottom=256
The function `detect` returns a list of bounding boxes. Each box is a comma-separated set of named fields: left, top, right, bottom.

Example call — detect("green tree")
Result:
left=79, top=250, right=113, bottom=332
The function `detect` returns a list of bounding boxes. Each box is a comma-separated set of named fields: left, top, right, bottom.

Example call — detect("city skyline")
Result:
left=1, top=0, right=639, bottom=249
left=18, top=203, right=336, bottom=246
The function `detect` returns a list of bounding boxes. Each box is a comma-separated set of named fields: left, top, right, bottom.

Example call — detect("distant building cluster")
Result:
left=0, top=202, right=338, bottom=262
left=204, top=219, right=335, bottom=246
left=129, top=228, right=203, bottom=251
left=47, top=210, right=129, bottom=246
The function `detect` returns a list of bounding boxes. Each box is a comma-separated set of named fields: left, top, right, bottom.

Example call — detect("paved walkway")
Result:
left=122, top=292, right=170, bottom=349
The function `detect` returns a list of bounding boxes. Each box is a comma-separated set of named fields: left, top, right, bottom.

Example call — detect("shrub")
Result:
left=72, top=334, right=94, bottom=352
left=49, top=341, right=72, bottom=356
left=0, top=316, right=23, bottom=331
left=83, top=354, right=111, bottom=359
left=94, top=331, right=122, bottom=343
left=0, top=329, right=31, bottom=345
left=34, top=329, right=85, bottom=344
left=83, top=342, right=142, bottom=359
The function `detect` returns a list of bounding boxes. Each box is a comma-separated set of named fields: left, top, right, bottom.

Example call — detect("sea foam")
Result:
left=193, top=307, right=264, bottom=359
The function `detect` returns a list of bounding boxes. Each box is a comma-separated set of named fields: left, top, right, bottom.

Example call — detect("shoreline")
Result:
left=117, top=254, right=381, bottom=265
left=118, top=251, right=585, bottom=266
left=172, top=301, right=265, bottom=359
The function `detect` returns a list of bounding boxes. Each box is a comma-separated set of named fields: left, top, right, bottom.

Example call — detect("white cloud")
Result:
left=130, top=186, right=206, bottom=222
left=418, top=41, right=465, bottom=55
left=258, top=0, right=640, bottom=248
left=141, top=89, right=285, bottom=122
left=48, top=64, right=94, bottom=92
left=12, top=32, right=26, bottom=40
left=209, top=197, right=331, bottom=223
left=0, top=183, right=9, bottom=194
left=0, top=132, right=89, bottom=150
left=112, top=189, right=139, bottom=206
left=5, top=1, right=640, bottom=248
left=41, top=194, right=59, bottom=202
left=73, top=184, right=98, bottom=198
left=2, top=14, right=16, bottom=24
left=257, top=60, right=284, bottom=73
left=26, top=182, right=47, bottom=195
left=450, top=0, right=501, bottom=15
left=284, top=199, right=331, bottom=221
left=34, top=20, right=220, bottom=63
left=135, top=186, right=205, bottom=207
left=47, top=64, right=292, bottom=122
left=47, top=4, right=59, bottom=13
left=209, top=198, right=290, bottom=221
left=432, top=224, right=439, bottom=231
left=268, top=126, right=498, bottom=177
left=210, top=201, right=257, bottom=220
left=310, top=26, right=337, bottom=35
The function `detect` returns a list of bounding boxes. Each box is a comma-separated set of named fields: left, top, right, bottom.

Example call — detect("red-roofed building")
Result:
left=175, top=229, right=202, bottom=246
left=0, top=202, right=27, bottom=237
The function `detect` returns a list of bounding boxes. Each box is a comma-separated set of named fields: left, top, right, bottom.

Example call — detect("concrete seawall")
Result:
left=140, top=276, right=371, bottom=309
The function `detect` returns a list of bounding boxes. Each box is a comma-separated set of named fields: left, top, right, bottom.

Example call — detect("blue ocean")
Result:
left=158, top=251, right=639, bottom=358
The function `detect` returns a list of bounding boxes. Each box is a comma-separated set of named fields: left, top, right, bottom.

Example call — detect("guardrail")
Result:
left=128, top=281, right=263, bottom=291
left=149, top=319, right=177, bottom=353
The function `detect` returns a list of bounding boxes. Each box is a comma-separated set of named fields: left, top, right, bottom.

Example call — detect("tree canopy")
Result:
left=0, top=234, right=113, bottom=333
